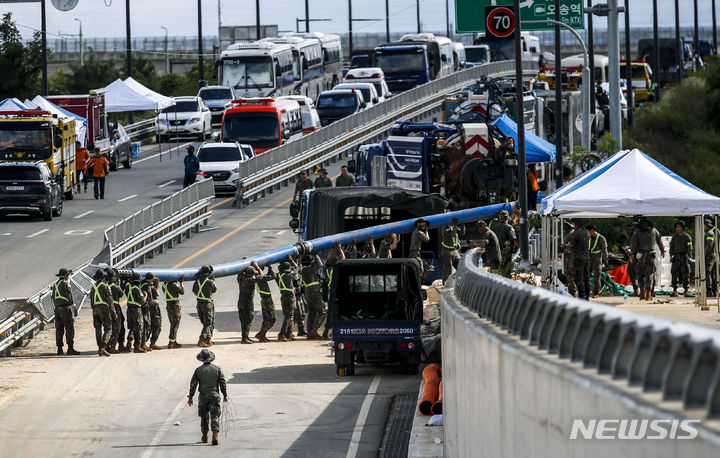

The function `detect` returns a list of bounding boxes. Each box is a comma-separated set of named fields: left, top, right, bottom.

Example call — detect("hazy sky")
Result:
left=1, top=0, right=717, bottom=39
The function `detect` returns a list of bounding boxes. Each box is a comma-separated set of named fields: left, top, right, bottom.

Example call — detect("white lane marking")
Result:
left=64, top=230, right=93, bottom=236
left=346, top=375, right=381, bottom=458
left=118, top=194, right=138, bottom=202
left=139, top=397, right=187, bottom=458
left=0, top=232, right=10, bottom=236
left=261, top=230, right=270, bottom=233
left=276, top=230, right=286, bottom=235
left=157, top=180, right=175, bottom=188
left=73, top=210, right=95, bottom=219
left=135, top=141, right=194, bottom=164
left=27, top=229, right=49, bottom=238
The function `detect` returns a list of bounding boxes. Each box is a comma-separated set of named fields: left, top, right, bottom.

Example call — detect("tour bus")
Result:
left=474, top=31, right=541, bottom=63
left=214, top=41, right=295, bottom=99
left=221, top=98, right=303, bottom=154
left=374, top=33, right=455, bottom=93
left=260, top=36, right=324, bottom=100
left=285, top=32, right=344, bottom=90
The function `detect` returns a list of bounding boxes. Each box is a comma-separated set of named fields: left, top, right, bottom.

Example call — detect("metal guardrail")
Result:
left=0, top=179, right=215, bottom=356
left=125, top=118, right=157, bottom=140
left=453, top=249, right=720, bottom=418
left=235, top=60, right=538, bottom=204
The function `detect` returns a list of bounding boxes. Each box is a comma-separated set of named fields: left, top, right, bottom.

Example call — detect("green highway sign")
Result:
left=455, top=0, right=584, bottom=33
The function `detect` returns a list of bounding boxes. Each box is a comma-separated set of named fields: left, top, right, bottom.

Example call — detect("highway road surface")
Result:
left=0, top=141, right=421, bottom=457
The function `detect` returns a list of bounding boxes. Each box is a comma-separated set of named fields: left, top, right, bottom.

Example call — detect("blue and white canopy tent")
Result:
left=0, top=98, right=29, bottom=111
left=539, top=149, right=720, bottom=308
left=490, top=114, right=556, bottom=163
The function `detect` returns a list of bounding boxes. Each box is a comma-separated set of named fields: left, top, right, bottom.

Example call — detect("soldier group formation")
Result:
left=561, top=216, right=718, bottom=300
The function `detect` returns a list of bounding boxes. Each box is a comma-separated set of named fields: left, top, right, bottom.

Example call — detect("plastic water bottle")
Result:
left=623, top=293, right=628, bottom=304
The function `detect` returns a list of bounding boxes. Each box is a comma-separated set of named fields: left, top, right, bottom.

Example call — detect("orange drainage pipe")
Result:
left=431, top=381, right=443, bottom=415
left=418, top=364, right=442, bottom=415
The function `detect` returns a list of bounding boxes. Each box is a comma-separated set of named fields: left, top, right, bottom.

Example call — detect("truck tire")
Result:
left=52, top=198, right=63, bottom=217
left=42, top=206, right=52, bottom=221
left=123, top=153, right=132, bottom=169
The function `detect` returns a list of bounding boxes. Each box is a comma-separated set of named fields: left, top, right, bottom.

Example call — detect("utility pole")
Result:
left=256, top=0, right=261, bottom=40
left=161, top=26, right=169, bottom=74
left=446, top=0, right=450, bottom=38
left=74, top=18, right=83, bottom=66
left=624, top=0, right=633, bottom=127
left=694, top=0, right=699, bottom=64
left=198, top=0, right=205, bottom=88
left=675, top=0, right=681, bottom=83
left=714, top=0, right=718, bottom=57
left=41, top=0, right=47, bottom=96
left=305, top=0, right=310, bottom=32
left=587, top=0, right=595, bottom=115
left=416, top=0, right=420, bottom=33
left=385, top=0, right=390, bottom=43
left=125, top=0, right=132, bottom=122
left=608, top=0, right=622, bottom=147
left=349, top=0, right=353, bottom=56
left=653, top=0, right=660, bottom=102
left=514, top=0, right=528, bottom=261
left=554, top=0, right=562, bottom=189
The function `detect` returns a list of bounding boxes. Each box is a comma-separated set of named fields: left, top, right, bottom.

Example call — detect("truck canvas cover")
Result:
left=305, top=187, right=447, bottom=240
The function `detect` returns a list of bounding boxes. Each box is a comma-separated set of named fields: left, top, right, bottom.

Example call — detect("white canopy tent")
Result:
left=123, top=77, right=174, bottom=110
left=539, top=149, right=720, bottom=309
left=0, top=98, right=29, bottom=111
left=104, top=78, right=174, bottom=113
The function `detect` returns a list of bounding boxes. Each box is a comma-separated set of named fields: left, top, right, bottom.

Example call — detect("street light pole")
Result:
left=416, top=0, right=420, bottom=33
left=446, top=0, right=450, bottom=38
left=74, top=18, right=83, bottom=66
left=587, top=0, right=595, bottom=116
left=41, top=0, right=47, bottom=96
left=713, top=0, right=718, bottom=56
left=624, top=0, right=633, bottom=127
left=607, top=0, right=622, bottom=147
left=694, top=0, right=699, bottom=63
left=305, top=0, right=310, bottom=32
left=125, top=0, right=132, bottom=122
left=514, top=0, right=528, bottom=261
left=198, top=0, right=205, bottom=88
left=348, top=0, right=353, bottom=56
left=385, top=0, right=390, bottom=43
left=653, top=0, right=660, bottom=102
left=554, top=0, right=562, bottom=190
left=161, top=26, right=169, bottom=74
left=255, top=0, right=261, bottom=39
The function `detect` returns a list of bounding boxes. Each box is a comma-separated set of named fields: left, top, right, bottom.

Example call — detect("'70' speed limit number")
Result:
left=485, top=6, right=516, bottom=39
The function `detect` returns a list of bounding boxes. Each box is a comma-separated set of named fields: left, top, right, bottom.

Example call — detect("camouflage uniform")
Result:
left=624, top=229, right=639, bottom=295
left=494, top=220, right=517, bottom=275
left=237, top=272, right=262, bottom=339
left=256, top=269, right=277, bottom=333
left=300, top=257, right=326, bottom=333
left=276, top=269, right=296, bottom=336
left=566, top=226, right=590, bottom=299
left=409, top=226, right=430, bottom=280
left=108, top=281, right=126, bottom=349
left=193, top=275, right=217, bottom=342
left=588, top=233, right=609, bottom=296
left=189, top=361, right=228, bottom=436
left=125, top=282, right=145, bottom=347
left=706, top=226, right=718, bottom=297
left=563, top=229, right=576, bottom=296
left=440, top=223, right=465, bottom=283
left=378, top=239, right=394, bottom=259
left=91, top=280, right=115, bottom=349
left=139, top=281, right=152, bottom=343
left=52, top=278, right=76, bottom=350
left=292, top=267, right=307, bottom=334
left=479, top=228, right=501, bottom=269
left=631, top=224, right=665, bottom=298
left=142, top=280, right=162, bottom=345
left=163, top=281, right=185, bottom=344
left=670, top=231, right=693, bottom=293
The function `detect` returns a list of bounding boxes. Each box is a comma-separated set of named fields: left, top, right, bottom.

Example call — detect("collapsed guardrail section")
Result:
left=442, top=249, right=720, bottom=457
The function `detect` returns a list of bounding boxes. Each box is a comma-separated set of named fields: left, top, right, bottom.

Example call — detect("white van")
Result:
left=343, top=67, right=392, bottom=100
left=332, top=82, right=381, bottom=106
left=562, top=54, right=609, bottom=83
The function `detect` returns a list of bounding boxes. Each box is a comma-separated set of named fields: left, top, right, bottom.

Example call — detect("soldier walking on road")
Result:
left=409, top=218, right=431, bottom=280
left=440, top=218, right=465, bottom=284
left=670, top=220, right=693, bottom=297
left=91, top=270, right=115, bottom=356
left=562, top=219, right=590, bottom=300
left=335, top=165, right=355, bottom=186
left=492, top=210, right=517, bottom=276
left=587, top=225, right=609, bottom=298
left=163, top=277, right=185, bottom=349
left=188, top=349, right=228, bottom=446
left=293, top=171, right=314, bottom=200
left=193, top=265, right=217, bottom=347
left=631, top=217, right=665, bottom=301
left=322, top=243, right=346, bottom=339
left=563, top=225, right=577, bottom=296
left=125, top=273, right=146, bottom=353
left=469, top=221, right=501, bottom=270
left=300, top=253, right=326, bottom=340
left=142, top=273, right=162, bottom=350
left=289, top=256, right=307, bottom=337
left=624, top=222, right=640, bottom=296
left=52, top=268, right=80, bottom=356
left=236, top=260, right=264, bottom=344
left=276, top=260, right=297, bottom=341
left=106, top=269, right=127, bottom=353
left=314, top=168, right=332, bottom=188
left=704, top=216, right=718, bottom=296
left=255, top=264, right=277, bottom=343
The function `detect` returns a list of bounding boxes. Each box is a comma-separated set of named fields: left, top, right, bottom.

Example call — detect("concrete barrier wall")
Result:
left=441, top=252, right=720, bottom=458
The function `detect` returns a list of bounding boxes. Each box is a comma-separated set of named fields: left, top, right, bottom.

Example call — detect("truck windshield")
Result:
left=221, top=56, right=274, bottom=89
left=222, top=112, right=279, bottom=150
left=376, top=51, right=426, bottom=74
left=317, top=93, right=357, bottom=109
left=0, top=128, right=51, bottom=154
left=466, top=47, right=489, bottom=63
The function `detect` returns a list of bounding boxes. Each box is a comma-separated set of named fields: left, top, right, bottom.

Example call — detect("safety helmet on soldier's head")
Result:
left=93, top=270, right=106, bottom=281
left=245, top=266, right=257, bottom=275
left=131, top=273, right=142, bottom=282
left=144, top=273, right=155, bottom=280
left=56, top=267, right=72, bottom=277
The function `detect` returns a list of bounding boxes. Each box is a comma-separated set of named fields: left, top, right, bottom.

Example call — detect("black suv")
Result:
left=0, top=162, right=63, bottom=221
left=316, top=89, right=367, bottom=126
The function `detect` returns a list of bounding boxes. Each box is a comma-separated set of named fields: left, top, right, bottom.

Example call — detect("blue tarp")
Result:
left=490, top=114, right=556, bottom=163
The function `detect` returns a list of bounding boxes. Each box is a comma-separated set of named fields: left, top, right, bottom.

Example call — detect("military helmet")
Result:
left=674, top=220, right=686, bottom=229
left=55, top=267, right=72, bottom=277
left=198, top=265, right=212, bottom=276
left=245, top=266, right=257, bottom=275
left=499, top=210, right=509, bottom=218
left=144, top=272, right=155, bottom=280
left=104, top=268, right=115, bottom=280
left=131, top=272, right=142, bottom=283
left=92, top=270, right=106, bottom=281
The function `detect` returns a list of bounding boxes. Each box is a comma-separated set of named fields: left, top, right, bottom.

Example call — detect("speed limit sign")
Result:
left=485, top=6, right=515, bottom=39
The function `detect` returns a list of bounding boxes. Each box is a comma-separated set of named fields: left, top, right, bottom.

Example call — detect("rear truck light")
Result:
left=337, top=342, right=345, bottom=350
left=346, top=343, right=353, bottom=350
left=400, top=342, right=407, bottom=349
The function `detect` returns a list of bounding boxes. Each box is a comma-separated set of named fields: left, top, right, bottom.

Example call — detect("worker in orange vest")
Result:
left=527, top=164, right=540, bottom=210
left=86, top=147, right=110, bottom=200
left=75, top=141, right=90, bottom=193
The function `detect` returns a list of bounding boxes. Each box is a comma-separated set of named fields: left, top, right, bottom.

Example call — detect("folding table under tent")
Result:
left=539, top=149, right=720, bottom=308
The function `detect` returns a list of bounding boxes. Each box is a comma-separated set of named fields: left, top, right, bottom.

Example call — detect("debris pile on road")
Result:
left=421, top=281, right=443, bottom=363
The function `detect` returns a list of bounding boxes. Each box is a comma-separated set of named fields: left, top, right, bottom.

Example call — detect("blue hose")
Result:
left=133, top=201, right=517, bottom=281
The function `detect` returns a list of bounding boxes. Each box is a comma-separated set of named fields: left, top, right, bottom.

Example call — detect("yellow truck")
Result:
left=0, top=110, right=77, bottom=199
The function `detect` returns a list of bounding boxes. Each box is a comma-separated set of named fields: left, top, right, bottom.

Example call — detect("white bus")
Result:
left=215, top=41, right=295, bottom=98
left=261, top=36, right=325, bottom=100
left=285, top=32, right=344, bottom=90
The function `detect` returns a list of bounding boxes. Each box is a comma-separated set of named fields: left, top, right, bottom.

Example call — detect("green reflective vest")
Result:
left=127, top=285, right=142, bottom=307
left=197, top=277, right=213, bottom=301
left=92, top=283, right=107, bottom=306
left=278, top=273, right=294, bottom=292
left=163, top=283, right=178, bottom=301
left=54, top=281, right=69, bottom=302
left=255, top=282, right=272, bottom=296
